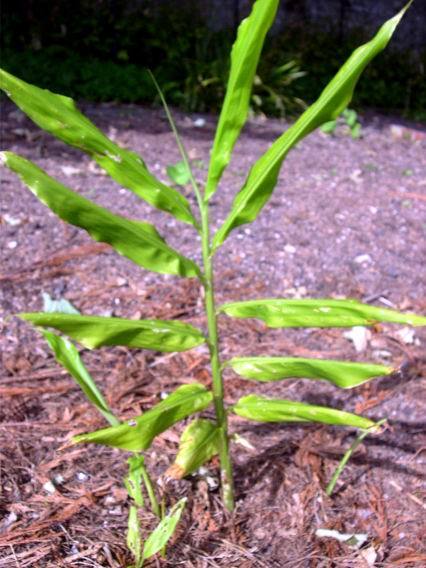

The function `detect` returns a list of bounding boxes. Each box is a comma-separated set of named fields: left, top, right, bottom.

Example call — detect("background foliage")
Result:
left=2, top=0, right=425, bottom=118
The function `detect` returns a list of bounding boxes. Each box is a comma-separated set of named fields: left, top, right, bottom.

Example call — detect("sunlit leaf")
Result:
left=166, top=419, right=219, bottom=479
left=73, top=384, right=213, bottom=451
left=124, top=455, right=145, bottom=508
left=213, top=3, right=411, bottom=247
left=42, top=330, right=119, bottom=426
left=127, top=506, right=142, bottom=568
left=219, top=298, right=426, bottom=328
left=142, top=498, right=186, bottom=560
left=226, top=357, right=393, bottom=388
left=20, top=313, right=206, bottom=352
left=233, top=394, right=376, bottom=429
left=0, top=68, right=197, bottom=226
left=167, top=160, right=191, bottom=186
left=205, top=0, right=279, bottom=199
left=2, top=152, right=201, bottom=279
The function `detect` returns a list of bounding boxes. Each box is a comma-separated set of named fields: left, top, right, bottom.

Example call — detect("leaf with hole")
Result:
left=124, top=456, right=146, bottom=508
left=127, top=506, right=142, bottom=568
left=73, top=384, right=213, bottom=451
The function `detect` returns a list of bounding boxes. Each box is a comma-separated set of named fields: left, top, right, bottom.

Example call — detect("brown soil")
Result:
left=1, top=101, right=425, bottom=567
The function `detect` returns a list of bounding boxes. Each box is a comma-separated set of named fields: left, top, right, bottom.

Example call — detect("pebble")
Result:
left=354, top=253, right=372, bottom=264
left=284, top=244, right=296, bottom=254
left=7, top=240, right=18, bottom=249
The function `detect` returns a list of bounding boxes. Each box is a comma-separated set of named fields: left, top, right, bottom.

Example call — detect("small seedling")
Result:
left=1, top=1, right=422, bottom=564
left=321, top=107, right=362, bottom=138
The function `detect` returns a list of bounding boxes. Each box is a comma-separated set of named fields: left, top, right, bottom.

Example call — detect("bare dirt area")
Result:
left=1, top=101, right=425, bottom=567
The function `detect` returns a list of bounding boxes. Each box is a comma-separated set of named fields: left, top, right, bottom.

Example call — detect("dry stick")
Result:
left=326, top=418, right=387, bottom=496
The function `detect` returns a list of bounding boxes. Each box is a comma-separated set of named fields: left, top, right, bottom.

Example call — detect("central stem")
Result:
left=201, top=206, right=235, bottom=511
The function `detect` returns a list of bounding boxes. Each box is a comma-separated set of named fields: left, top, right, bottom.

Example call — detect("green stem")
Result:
left=326, top=419, right=386, bottom=496
left=150, top=75, right=235, bottom=510
left=201, top=206, right=235, bottom=511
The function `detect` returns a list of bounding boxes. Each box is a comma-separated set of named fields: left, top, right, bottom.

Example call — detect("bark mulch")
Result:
left=1, top=101, right=425, bottom=567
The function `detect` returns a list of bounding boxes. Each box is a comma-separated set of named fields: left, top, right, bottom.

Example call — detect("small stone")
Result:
left=3, top=214, right=21, bottom=226
left=193, top=118, right=206, bottom=127
left=43, top=481, right=56, bottom=494
left=61, top=165, right=81, bottom=177
left=7, top=241, right=18, bottom=249
left=369, top=206, right=378, bottom=215
left=354, top=253, right=372, bottom=265
left=284, top=244, right=296, bottom=254
left=76, top=472, right=89, bottom=482
left=344, top=326, right=371, bottom=352
left=395, top=327, right=416, bottom=345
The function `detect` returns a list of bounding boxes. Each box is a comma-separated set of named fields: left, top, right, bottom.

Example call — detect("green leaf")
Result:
left=233, top=394, right=375, bottom=429
left=0, top=68, right=196, bottom=227
left=320, top=120, right=337, bottom=134
left=167, top=160, right=191, bottom=186
left=219, top=298, right=426, bottom=328
left=20, top=313, right=206, bottom=352
left=166, top=419, right=219, bottom=479
left=212, top=3, right=411, bottom=247
left=127, top=506, right=142, bottom=568
left=142, top=498, right=186, bottom=561
left=73, top=384, right=213, bottom=451
left=226, top=357, right=393, bottom=388
left=124, top=456, right=145, bottom=508
left=205, top=0, right=279, bottom=199
left=2, top=152, right=201, bottom=279
left=42, top=330, right=119, bottom=426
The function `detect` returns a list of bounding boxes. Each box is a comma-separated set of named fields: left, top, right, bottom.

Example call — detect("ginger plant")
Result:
left=1, top=0, right=424, bottom=563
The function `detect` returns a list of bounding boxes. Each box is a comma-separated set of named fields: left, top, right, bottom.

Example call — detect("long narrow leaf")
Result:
left=124, top=456, right=146, bottom=508
left=0, top=68, right=197, bottom=226
left=205, top=0, right=279, bottom=199
left=226, top=357, right=393, bottom=388
left=166, top=419, right=219, bottom=479
left=142, top=498, right=186, bottom=561
left=127, top=506, right=142, bottom=568
left=20, top=313, right=206, bottom=352
left=42, top=330, right=119, bottom=426
left=213, top=3, right=411, bottom=247
left=73, top=384, right=213, bottom=451
left=2, top=152, right=201, bottom=279
left=219, top=298, right=426, bottom=328
left=233, top=394, right=376, bottom=429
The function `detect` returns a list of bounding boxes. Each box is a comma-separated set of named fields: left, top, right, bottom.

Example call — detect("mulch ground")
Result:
left=0, top=100, right=425, bottom=567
